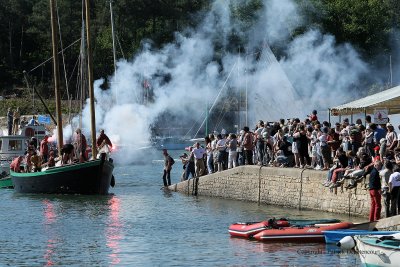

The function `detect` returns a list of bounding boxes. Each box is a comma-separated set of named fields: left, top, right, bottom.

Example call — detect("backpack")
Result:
left=169, top=156, right=175, bottom=165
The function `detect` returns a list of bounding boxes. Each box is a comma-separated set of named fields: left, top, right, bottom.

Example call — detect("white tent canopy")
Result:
left=330, top=85, right=400, bottom=116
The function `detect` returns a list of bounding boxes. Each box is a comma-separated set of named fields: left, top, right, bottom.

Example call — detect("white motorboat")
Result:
left=353, top=234, right=400, bottom=267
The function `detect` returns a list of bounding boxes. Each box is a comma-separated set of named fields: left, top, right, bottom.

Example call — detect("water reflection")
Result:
left=106, top=196, right=123, bottom=265
left=162, top=188, right=173, bottom=198
left=43, top=199, right=57, bottom=266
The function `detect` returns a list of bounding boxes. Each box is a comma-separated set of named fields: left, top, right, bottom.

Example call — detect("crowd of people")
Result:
left=10, top=128, right=112, bottom=173
left=164, top=110, right=400, bottom=222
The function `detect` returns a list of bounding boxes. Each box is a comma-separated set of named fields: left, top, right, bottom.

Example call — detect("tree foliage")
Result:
left=0, top=0, right=399, bottom=100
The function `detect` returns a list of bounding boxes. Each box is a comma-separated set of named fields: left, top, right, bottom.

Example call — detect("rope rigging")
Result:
left=192, top=61, right=237, bottom=139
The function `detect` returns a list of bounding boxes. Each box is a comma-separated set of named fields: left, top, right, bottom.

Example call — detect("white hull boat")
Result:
left=354, top=234, right=400, bottom=267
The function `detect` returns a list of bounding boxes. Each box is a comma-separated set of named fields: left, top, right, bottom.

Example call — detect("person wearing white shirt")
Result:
left=389, top=168, right=400, bottom=216
left=216, top=134, right=227, bottom=171
left=192, top=142, right=206, bottom=177
left=380, top=161, right=393, bottom=218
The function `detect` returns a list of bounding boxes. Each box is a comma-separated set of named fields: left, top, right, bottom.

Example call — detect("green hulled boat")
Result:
left=0, top=176, right=13, bottom=189
left=10, top=154, right=114, bottom=194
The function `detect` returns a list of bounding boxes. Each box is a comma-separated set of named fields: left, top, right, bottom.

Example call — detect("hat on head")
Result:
left=386, top=123, right=393, bottom=127
left=180, top=153, right=187, bottom=158
left=374, top=146, right=380, bottom=151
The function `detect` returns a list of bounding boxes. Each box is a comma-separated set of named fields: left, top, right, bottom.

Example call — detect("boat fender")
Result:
left=337, top=236, right=355, bottom=249
left=110, top=175, right=115, bottom=187
left=275, top=221, right=290, bottom=227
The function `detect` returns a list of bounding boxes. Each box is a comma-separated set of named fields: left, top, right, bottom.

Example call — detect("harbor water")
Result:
left=0, top=150, right=362, bottom=266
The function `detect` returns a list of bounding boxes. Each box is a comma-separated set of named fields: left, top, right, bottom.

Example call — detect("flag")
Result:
left=143, top=79, right=150, bottom=89
left=38, top=115, right=51, bottom=124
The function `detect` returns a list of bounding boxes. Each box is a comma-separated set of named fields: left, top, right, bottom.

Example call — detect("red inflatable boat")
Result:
left=228, top=219, right=290, bottom=238
left=253, top=222, right=353, bottom=242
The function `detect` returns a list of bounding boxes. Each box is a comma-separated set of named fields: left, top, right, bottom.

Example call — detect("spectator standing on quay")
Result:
left=216, top=134, right=227, bottom=171
left=179, top=153, right=188, bottom=181
left=389, top=166, right=400, bottom=216
left=192, top=142, right=206, bottom=177
left=380, top=161, right=393, bottom=218
left=227, top=133, right=238, bottom=169
left=255, top=120, right=265, bottom=165
left=206, top=134, right=215, bottom=174
left=162, top=149, right=174, bottom=187
left=385, top=123, right=398, bottom=154
left=242, top=126, right=254, bottom=165
left=184, top=147, right=196, bottom=180
left=369, top=160, right=382, bottom=222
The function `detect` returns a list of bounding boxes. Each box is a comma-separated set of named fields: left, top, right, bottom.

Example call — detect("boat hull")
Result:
left=0, top=177, right=13, bottom=189
left=11, top=154, right=114, bottom=194
left=229, top=221, right=272, bottom=238
left=324, top=230, right=399, bottom=244
left=355, top=235, right=400, bottom=267
left=253, top=222, right=353, bottom=243
left=229, top=219, right=341, bottom=238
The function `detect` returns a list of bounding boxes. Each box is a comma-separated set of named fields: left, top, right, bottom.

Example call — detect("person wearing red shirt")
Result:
left=10, top=156, right=23, bottom=172
left=309, top=110, right=318, bottom=122
left=96, top=129, right=112, bottom=152
left=40, top=135, right=49, bottom=162
left=74, top=128, right=87, bottom=162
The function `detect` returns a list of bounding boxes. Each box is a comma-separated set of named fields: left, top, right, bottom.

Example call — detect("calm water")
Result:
left=0, top=150, right=363, bottom=266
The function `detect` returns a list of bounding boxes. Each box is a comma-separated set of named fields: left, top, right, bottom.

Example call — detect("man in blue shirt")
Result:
left=369, top=123, right=386, bottom=144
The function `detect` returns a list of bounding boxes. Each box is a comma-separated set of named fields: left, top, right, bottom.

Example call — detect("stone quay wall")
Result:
left=171, top=166, right=371, bottom=217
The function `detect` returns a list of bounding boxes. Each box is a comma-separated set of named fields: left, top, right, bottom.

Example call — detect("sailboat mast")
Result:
left=110, top=0, right=117, bottom=76
left=85, top=0, right=97, bottom=159
left=50, top=0, right=63, bottom=152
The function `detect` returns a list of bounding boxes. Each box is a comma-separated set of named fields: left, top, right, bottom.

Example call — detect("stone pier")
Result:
left=171, top=165, right=400, bottom=230
left=171, top=166, right=371, bottom=216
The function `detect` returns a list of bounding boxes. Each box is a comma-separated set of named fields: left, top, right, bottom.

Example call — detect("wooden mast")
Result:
left=85, top=0, right=97, bottom=159
left=50, top=0, right=63, bottom=153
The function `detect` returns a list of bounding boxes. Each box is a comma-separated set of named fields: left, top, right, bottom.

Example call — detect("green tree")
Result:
left=307, top=0, right=392, bottom=57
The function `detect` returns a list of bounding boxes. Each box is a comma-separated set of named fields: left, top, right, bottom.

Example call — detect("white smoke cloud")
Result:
left=280, top=30, right=368, bottom=108
left=69, top=0, right=369, bottom=164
